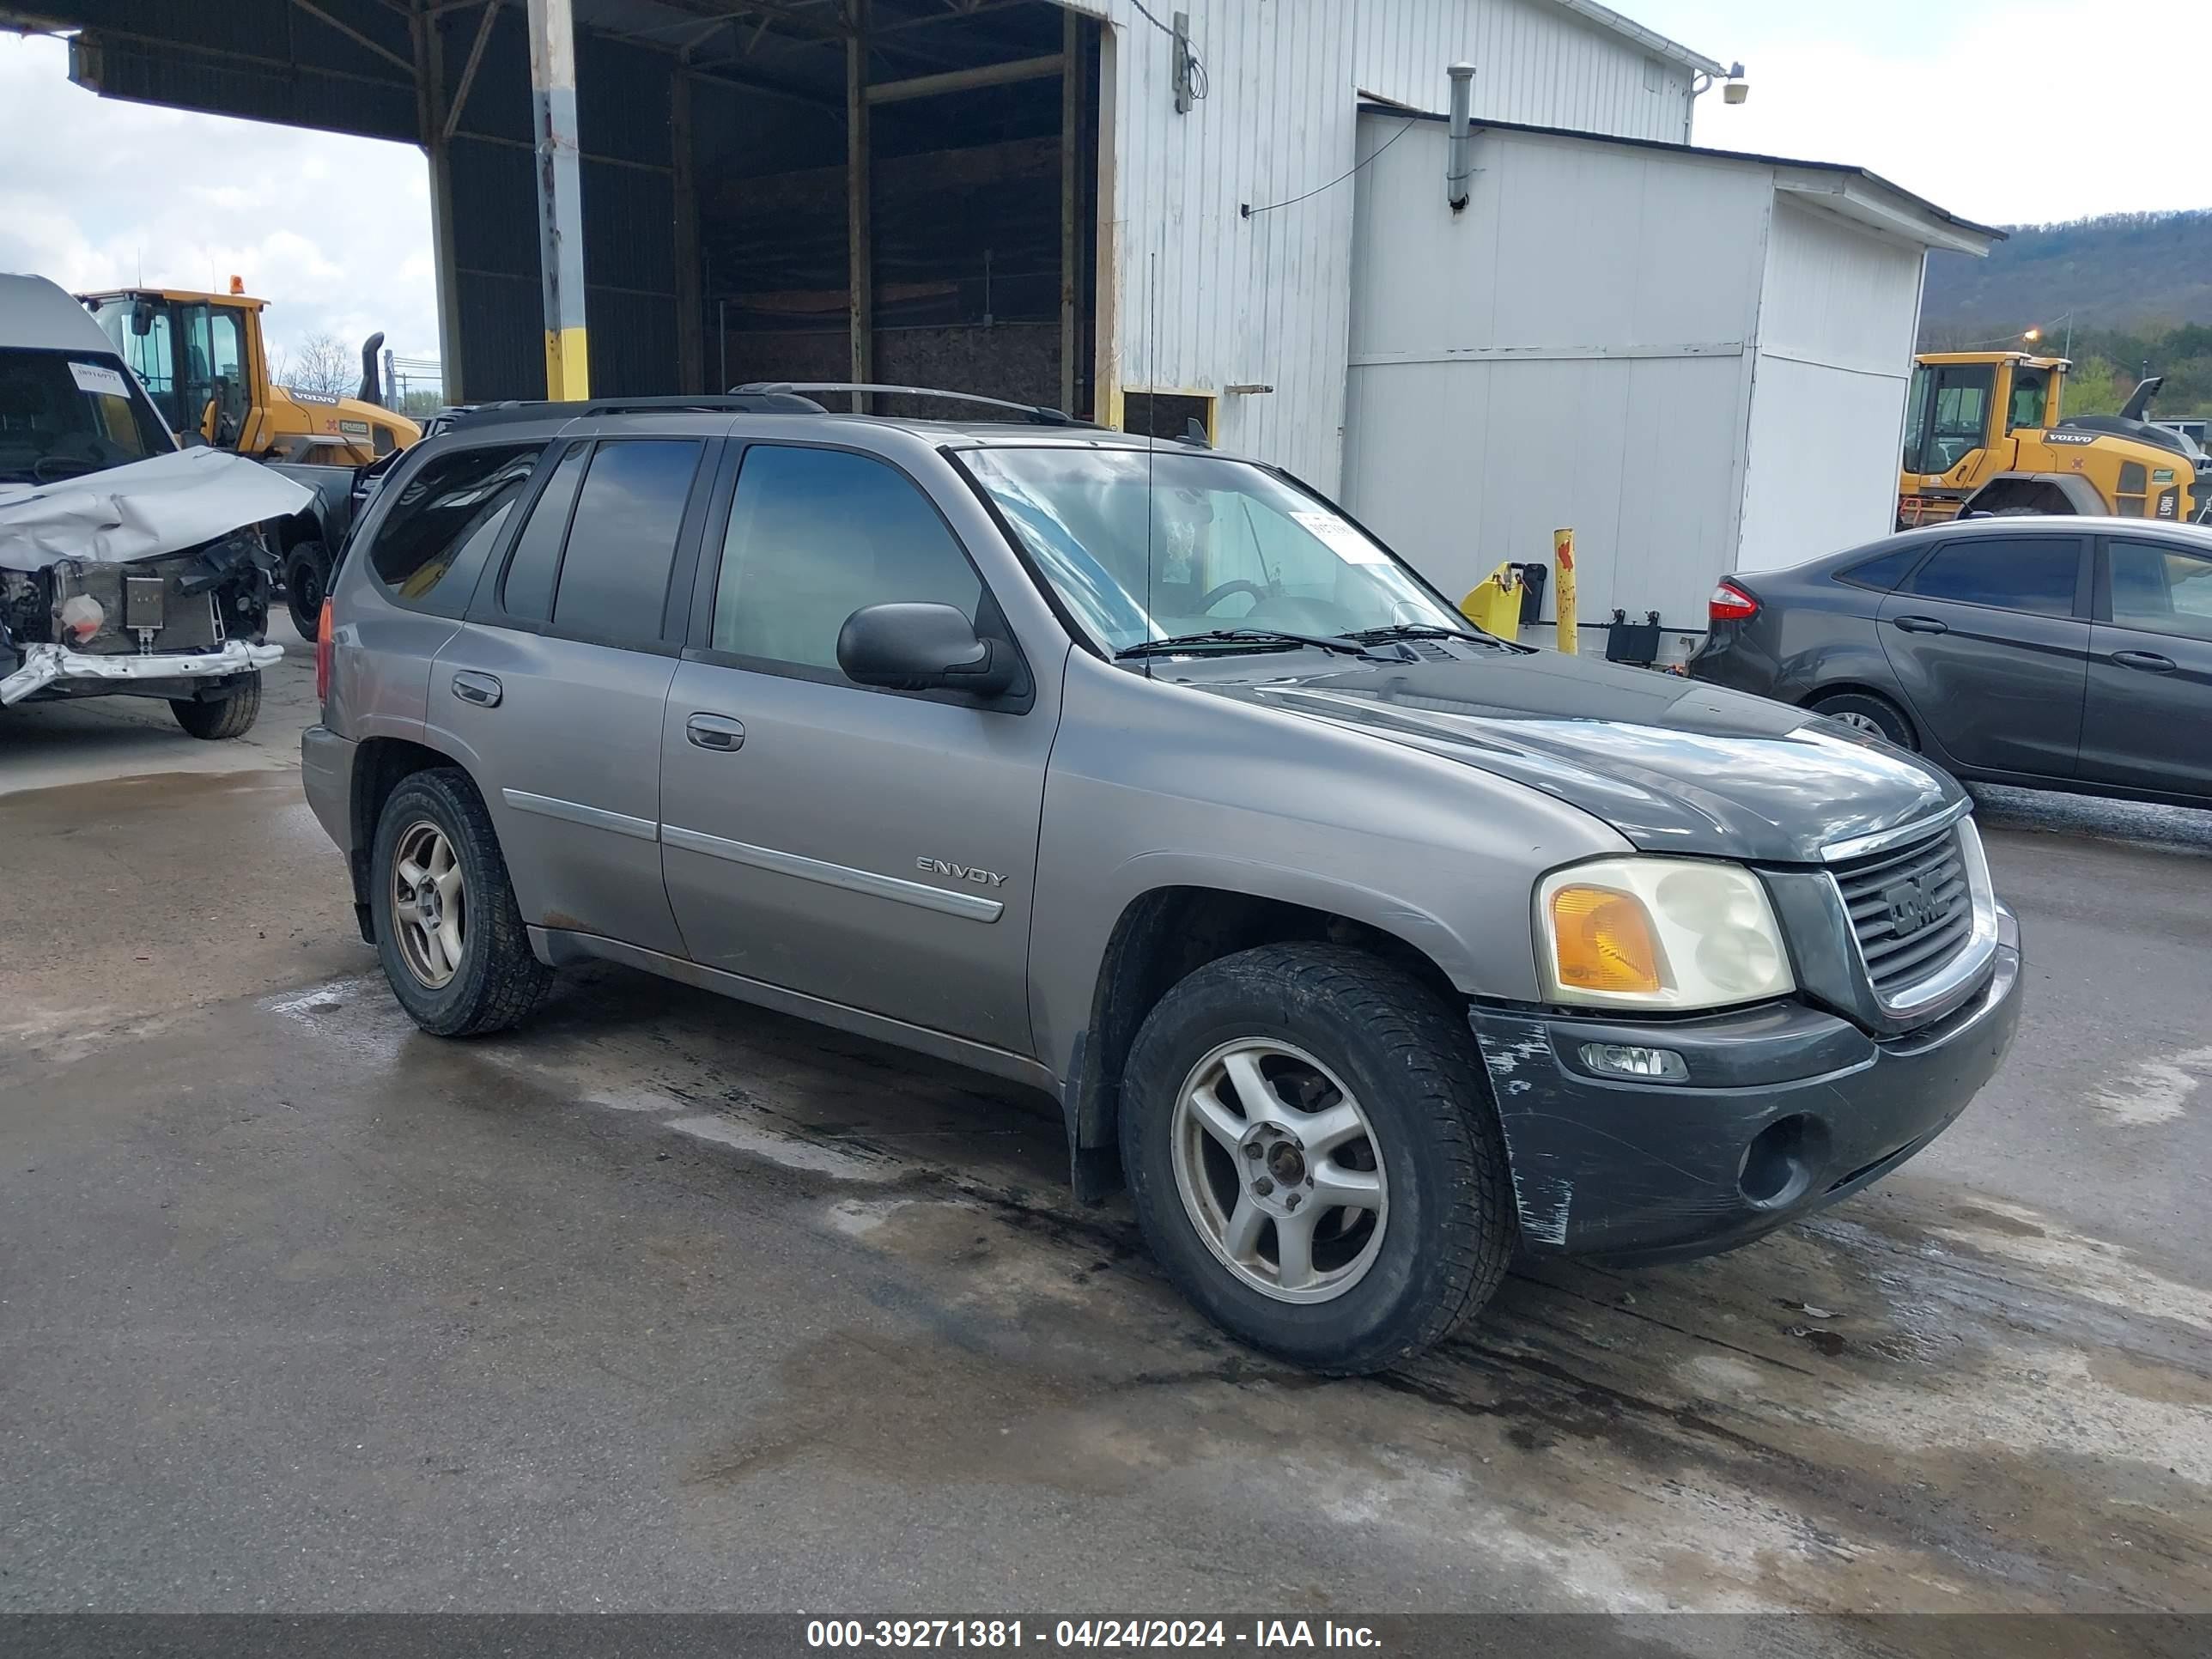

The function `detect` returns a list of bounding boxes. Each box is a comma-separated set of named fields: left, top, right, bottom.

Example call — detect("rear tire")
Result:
left=369, top=768, right=553, bottom=1036
left=283, top=540, right=331, bottom=640
left=1811, top=689, right=1916, bottom=750
left=170, top=674, right=261, bottom=740
left=1120, top=942, right=1514, bottom=1375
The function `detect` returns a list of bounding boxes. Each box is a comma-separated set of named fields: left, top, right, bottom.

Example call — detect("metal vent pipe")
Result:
left=1446, top=63, right=1475, bottom=210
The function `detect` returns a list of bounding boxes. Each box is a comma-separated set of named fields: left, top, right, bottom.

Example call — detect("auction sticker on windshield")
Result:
left=68, top=361, right=131, bottom=398
left=1291, top=510, right=1388, bottom=565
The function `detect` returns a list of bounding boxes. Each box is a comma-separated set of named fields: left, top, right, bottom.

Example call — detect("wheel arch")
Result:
left=345, top=735, right=487, bottom=938
left=1059, top=883, right=1468, bottom=1201
left=1802, top=682, right=1919, bottom=746
left=1960, top=473, right=2103, bottom=515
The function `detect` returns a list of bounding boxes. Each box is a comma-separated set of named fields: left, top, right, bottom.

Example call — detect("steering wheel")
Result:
left=1199, top=579, right=1269, bottom=613
left=31, top=454, right=97, bottom=484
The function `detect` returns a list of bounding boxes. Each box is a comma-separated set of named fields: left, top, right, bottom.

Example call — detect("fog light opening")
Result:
left=1577, top=1042, right=1688, bottom=1083
left=1740, top=1114, right=1820, bottom=1207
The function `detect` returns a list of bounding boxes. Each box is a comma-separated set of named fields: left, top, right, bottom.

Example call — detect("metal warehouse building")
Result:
left=37, top=0, right=1722, bottom=484
left=24, top=0, right=1990, bottom=632
left=1341, top=112, right=1996, bottom=635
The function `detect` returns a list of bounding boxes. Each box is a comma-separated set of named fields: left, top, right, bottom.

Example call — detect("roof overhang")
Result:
left=1773, top=168, right=1996, bottom=258
left=1353, top=107, right=2004, bottom=260
left=1543, top=0, right=1723, bottom=76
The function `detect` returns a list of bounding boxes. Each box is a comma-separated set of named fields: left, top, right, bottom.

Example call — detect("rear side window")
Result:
left=1834, top=545, right=1922, bottom=592
left=498, top=441, right=588, bottom=623
left=548, top=439, right=704, bottom=647
left=1905, top=535, right=2081, bottom=617
left=367, top=442, right=540, bottom=615
left=710, top=445, right=981, bottom=676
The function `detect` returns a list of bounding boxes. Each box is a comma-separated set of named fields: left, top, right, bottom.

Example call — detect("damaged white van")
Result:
left=1, top=272, right=307, bottom=738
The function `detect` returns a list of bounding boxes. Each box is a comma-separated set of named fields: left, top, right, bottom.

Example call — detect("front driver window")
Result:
left=2009, top=368, right=2048, bottom=433
left=712, top=445, right=982, bottom=678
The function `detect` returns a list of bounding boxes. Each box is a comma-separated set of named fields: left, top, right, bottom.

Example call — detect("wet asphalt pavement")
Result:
left=1, top=620, right=2208, bottom=1620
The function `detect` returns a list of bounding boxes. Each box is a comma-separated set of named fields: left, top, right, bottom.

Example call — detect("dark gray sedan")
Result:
left=1688, top=516, right=2212, bottom=808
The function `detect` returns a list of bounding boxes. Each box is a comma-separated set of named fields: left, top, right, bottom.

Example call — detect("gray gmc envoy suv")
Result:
left=303, top=388, right=2022, bottom=1374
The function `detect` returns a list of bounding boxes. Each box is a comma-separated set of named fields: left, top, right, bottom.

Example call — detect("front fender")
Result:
left=1961, top=472, right=2105, bottom=514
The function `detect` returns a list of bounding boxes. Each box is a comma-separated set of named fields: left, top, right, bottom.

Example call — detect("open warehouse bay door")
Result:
left=428, top=0, right=1107, bottom=411
left=703, top=1, right=1104, bottom=419
left=57, top=0, right=1103, bottom=410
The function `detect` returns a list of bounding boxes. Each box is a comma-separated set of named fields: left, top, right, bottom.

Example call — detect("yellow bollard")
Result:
left=1458, top=562, right=1522, bottom=641
left=1553, top=527, right=1577, bottom=655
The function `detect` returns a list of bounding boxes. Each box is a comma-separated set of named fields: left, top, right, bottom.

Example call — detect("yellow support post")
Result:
left=527, top=0, right=591, bottom=402
left=1553, top=527, right=1577, bottom=655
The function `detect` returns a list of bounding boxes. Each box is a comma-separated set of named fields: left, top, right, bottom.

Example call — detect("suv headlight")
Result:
left=1536, top=857, right=1793, bottom=1012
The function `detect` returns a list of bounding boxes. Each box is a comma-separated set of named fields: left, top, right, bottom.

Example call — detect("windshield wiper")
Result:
left=1350, top=622, right=1493, bottom=645
left=1349, top=622, right=1534, bottom=655
left=1115, top=628, right=1376, bottom=660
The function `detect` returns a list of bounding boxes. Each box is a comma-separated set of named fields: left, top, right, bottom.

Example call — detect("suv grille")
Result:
left=1832, top=828, right=1972, bottom=1000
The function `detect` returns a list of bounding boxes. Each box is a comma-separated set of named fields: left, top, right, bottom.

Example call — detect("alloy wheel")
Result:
left=1170, top=1038, right=1389, bottom=1304
left=391, top=819, right=466, bottom=989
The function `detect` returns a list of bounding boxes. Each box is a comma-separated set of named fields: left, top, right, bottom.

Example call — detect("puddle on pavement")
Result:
left=255, top=960, right=2212, bottom=1614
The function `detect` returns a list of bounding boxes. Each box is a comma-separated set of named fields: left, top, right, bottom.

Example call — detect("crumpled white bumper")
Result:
left=0, top=639, right=282, bottom=707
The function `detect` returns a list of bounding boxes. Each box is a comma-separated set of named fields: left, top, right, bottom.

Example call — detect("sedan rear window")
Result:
left=1834, top=545, right=1922, bottom=592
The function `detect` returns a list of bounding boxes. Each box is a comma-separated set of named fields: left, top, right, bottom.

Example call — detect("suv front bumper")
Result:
left=1468, top=907, right=2021, bottom=1261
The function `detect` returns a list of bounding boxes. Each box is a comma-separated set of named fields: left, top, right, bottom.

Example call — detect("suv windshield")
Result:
left=961, top=446, right=1466, bottom=653
left=0, top=348, right=172, bottom=484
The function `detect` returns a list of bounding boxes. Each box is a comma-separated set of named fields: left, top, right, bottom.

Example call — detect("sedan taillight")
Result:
left=315, top=598, right=335, bottom=702
left=1709, top=580, right=1759, bottom=623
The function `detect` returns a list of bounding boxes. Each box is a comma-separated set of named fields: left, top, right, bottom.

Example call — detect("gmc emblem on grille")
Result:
left=1884, top=876, right=1942, bottom=937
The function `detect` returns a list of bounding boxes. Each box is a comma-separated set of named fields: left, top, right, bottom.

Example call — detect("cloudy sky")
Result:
left=0, top=32, right=438, bottom=373
left=1637, top=0, right=2209, bottom=224
left=3, top=0, right=2206, bottom=377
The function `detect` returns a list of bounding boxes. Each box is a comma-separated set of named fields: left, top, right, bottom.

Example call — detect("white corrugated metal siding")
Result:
left=1735, top=198, right=1929, bottom=573
left=1066, top=0, right=1704, bottom=487
left=1340, top=118, right=1768, bottom=626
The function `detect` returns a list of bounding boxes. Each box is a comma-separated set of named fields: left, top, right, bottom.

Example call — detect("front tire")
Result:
left=170, top=674, right=261, bottom=740
left=1121, top=942, right=1514, bottom=1375
left=369, top=768, right=552, bottom=1036
left=283, top=540, right=331, bottom=640
left=1810, top=689, right=1917, bottom=750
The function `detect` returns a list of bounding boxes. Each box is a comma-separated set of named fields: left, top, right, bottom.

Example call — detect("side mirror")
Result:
left=837, top=602, right=1014, bottom=697
left=131, top=298, right=155, bottom=337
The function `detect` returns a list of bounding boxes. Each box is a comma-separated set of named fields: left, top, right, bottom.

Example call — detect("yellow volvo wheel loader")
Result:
left=78, top=283, right=422, bottom=635
left=1898, top=351, right=2210, bottom=528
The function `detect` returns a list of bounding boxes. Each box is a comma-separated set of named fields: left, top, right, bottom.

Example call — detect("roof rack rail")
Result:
left=444, top=391, right=827, bottom=431
left=732, top=382, right=1096, bottom=428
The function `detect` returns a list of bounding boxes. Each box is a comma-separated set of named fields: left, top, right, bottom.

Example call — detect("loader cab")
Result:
left=85, top=288, right=260, bottom=450
left=1901, top=352, right=2069, bottom=480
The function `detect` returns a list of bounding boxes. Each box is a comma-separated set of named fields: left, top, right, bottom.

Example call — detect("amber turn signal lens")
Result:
left=1549, top=885, right=1664, bottom=994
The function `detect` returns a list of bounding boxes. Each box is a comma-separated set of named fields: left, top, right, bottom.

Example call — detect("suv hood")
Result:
left=1176, top=647, right=1961, bottom=865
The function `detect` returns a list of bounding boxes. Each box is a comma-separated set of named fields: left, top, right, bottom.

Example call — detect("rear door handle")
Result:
left=686, top=713, right=745, bottom=751
left=1891, top=615, right=1949, bottom=635
left=2112, top=649, right=2177, bottom=673
left=451, top=670, right=502, bottom=707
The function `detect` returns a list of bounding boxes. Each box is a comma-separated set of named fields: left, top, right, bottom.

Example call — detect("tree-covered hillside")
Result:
left=1920, top=210, right=2212, bottom=416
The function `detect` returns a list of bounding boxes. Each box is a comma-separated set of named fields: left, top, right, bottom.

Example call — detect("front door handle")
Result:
left=2112, top=649, right=2178, bottom=673
left=686, top=713, right=745, bottom=751
left=1892, top=615, right=1949, bottom=635
left=452, top=670, right=502, bottom=707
